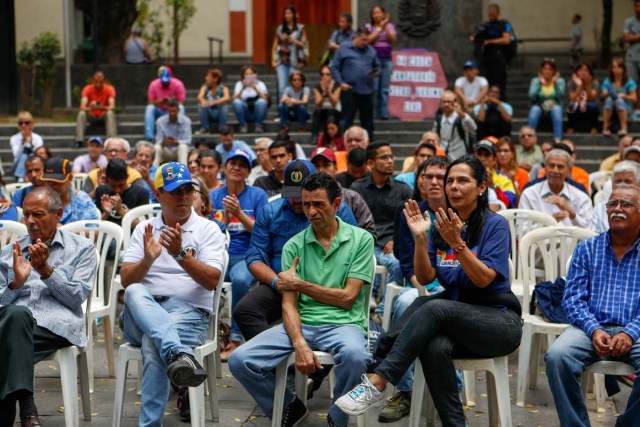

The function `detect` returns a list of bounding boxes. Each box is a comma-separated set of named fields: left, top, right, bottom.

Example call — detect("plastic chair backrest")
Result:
left=209, top=251, right=229, bottom=343
left=518, top=226, right=596, bottom=310
left=121, top=204, right=162, bottom=250
left=268, top=194, right=282, bottom=203
left=0, top=220, right=28, bottom=247
left=588, top=171, right=611, bottom=194
left=5, top=182, right=32, bottom=200
left=72, top=173, right=88, bottom=192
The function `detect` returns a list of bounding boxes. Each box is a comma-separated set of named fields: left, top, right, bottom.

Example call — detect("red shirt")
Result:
left=82, top=83, right=116, bottom=118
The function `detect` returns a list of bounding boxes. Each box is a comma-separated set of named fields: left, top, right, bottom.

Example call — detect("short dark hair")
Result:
left=26, top=155, right=45, bottom=167
left=488, top=3, right=500, bottom=12
left=347, top=147, right=367, bottom=167
left=301, top=172, right=341, bottom=203
left=341, top=12, right=353, bottom=23
left=574, top=13, right=581, bottom=21
left=423, top=155, right=450, bottom=170
left=106, top=158, right=128, bottom=180
left=200, top=149, right=222, bottom=166
left=194, top=138, right=216, bottom=150
left=355, top=26, right=370, bottom=36
left=269, top=139, right=293, bottom=155
left=167, top=99, right=180, bottom=109
left=416, top=142, right=437, bottom=154
left=220, top=125, right=234, bottom=136
left=366, top=141, right=391, bottom=161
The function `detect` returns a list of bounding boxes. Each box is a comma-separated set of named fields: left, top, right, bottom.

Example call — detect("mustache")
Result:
left=610, top=213, right=627, bottom=220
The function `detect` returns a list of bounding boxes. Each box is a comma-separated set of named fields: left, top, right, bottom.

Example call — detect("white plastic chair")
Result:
left=582, top=361, right=635, bottom=413
left=72, top=173, right=88, bottom=192
left=515, top=226, right=596, bottom=407
left=272, top=255, right=376, bottom=427
left=39, top=249, right=99, bottom=427
left=588, top=171, right=611, bottom=194
left=16, top=206, right=23, bottom=221
left=61, top=220, right=124, bottom=391
left=497, top=210, right=558, bottom=300
left=112, top=251, right=229, bottom=427
left=4, top=182, right=32, bottom=200
left=0, top=220, right=28, bottom=246
left=120, top=203, right=162, bottom=250
left=593, top=190, right=605, bottom=207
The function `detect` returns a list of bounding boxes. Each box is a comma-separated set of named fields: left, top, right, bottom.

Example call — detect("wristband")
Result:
left=271, top=276, right=278, bottom=289
left=452, top=242, right=466, bottom=254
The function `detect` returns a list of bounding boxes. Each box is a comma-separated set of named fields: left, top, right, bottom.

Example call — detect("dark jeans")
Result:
left=374, top=295, right=522, bottom=427
left=482, top=54, right=508, bottom=100
left=477, top=118, right=511, bottom=140
left=340, top=91, right=374, bottom=140
left=311, top=108, right=340, bottom=136
left=234, top=283, right=282, bottom=341
left=567, top=101, right=599, bottom=132
left=0, top=305, right=70, bottom=425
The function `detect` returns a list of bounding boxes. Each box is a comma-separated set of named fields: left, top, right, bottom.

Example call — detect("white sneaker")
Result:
left=335, top=374, right=386, bottom=415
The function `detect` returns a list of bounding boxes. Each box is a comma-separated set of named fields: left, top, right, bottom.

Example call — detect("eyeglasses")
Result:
left=377, top=154, right=395, bottom=161
left=107, top=148, right=125, bottom=154
left=420, top=173, right=445, bottom=181
left=605, top=199, right=637, bottom=210
left=165, top=186, right=195, bottom=197
left=18, top=121, right=32, bottom=125
left=320, top=72, right=331, bottom=76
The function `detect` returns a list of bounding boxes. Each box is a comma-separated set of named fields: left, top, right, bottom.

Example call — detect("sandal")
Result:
left=602, top=129, right=611, bottom=136
left=618, top=128, right=628, bottom=136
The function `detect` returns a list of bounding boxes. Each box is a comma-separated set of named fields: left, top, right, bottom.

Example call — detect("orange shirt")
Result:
left=513, top=167, right=530, bottom=193
left=82, top=83, right=116, bottom=117
left=539, top=165, right=590, bottom=193
left=336, top=151, right=347, bottom=173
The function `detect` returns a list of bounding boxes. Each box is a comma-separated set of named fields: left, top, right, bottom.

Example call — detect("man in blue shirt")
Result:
left=330, top=27, right=380, bottom=140
left=326, top=13, right=355, bottom=59
left=209, top=149, right=268, bottom=357
left=545, top=184, right=640, bottom=427
left=12, top=156, right=44, bottom=208
left=215, top=125, right=257, bottom=165
left=234, top=160, right=356, bottom=341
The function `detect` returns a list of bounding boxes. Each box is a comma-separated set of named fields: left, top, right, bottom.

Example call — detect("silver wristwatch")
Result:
left=174, top=248, right=188, bottom=261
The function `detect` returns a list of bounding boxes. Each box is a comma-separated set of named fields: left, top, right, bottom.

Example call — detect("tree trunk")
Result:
left=41, top=83, right=54, bottom=118
left=601, top=0, right=612, bottom=67
left=18, top=67, right=35, bottom=112
left=173, top=2, right=179, bottom=64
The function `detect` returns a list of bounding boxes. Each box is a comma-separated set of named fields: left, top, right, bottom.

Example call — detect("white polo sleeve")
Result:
left=122, top=220, right=149, bottom=264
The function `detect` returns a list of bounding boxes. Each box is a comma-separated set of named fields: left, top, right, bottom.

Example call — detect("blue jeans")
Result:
left=527, top=104, right=563, bottom=140
left=121, top=284, right=208, bottom=427
left=276, top=63, right=295, bottom=98
left=232, top=98, right=268, bottom=127
left=545, top=325, right=640, bottom=427
left=12, top=153, right=28, bottom=179
left=197, top=103, right=229, bottom=131
left=144, top=104, right=186, bottom=140
left=374, top=58, right=393, bottom=119
left=226, top=254, right=257, bottom=342
left=277, top=103, right=308, bottom=128
left=374, top=245, right=404, bottom=315
left=229, top=323, right=371, bottom=426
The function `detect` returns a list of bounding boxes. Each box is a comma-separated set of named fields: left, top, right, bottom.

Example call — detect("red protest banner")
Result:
left=388, top=49, right=447, bottom=121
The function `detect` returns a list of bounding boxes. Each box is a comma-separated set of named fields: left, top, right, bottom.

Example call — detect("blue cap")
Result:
left=226, top=148, right=252, bottom=168
left=154, top=162, right=198, bottom=192
left=463, top=60, right=478, bottom=69
left=281, top=160, right=316, bottom=198
left=159, top=68, right=171, bottom=83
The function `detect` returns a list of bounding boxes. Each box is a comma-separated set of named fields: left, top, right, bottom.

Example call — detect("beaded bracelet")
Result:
left=271, top=276, right=279, bottom=289
left=452, top=242, right=466, bottom=254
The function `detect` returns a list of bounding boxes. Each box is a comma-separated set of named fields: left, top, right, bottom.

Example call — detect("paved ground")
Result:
left=21, top=307, right=632, bottom=427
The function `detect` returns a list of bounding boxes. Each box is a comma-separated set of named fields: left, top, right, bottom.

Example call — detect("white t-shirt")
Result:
left=234, top=80, right=269, bottom=102
left=10, top=132, right=44, bottom=160
left=454, top=76, right=488, bottom=103
left=123, top=209, right=226, bottom=312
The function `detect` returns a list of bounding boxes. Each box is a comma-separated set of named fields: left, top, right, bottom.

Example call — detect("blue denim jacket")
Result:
left=245, top=197, right=357, bottom=274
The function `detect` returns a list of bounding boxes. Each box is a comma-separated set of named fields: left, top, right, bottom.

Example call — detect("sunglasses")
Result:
left=165, top=186, right=195, bottom=197
left=18, top=121, right=32, bottom=125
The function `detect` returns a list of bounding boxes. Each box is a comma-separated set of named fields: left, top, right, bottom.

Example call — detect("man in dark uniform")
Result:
left=472, top=3, right=511, bottom=99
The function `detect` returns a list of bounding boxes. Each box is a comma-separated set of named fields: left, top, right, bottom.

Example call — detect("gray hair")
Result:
left=610, top=184, right=640, bottom=206
left=135, top=140, right=156, bottom=159
left=27, top=187, right=62, bottom=213
left=254, top=137, right=273, bottom=148
left=613, top=160, right=640, bottom=183
left=344, top=126, right=369, bottom=144
left=545, top=149, right=573, bottom=169
left=105, top=137, right=131, bottom=153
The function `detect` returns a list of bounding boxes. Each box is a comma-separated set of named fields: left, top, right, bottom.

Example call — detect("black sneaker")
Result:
left=281, top=397, right=308, bottom=427
left=167, top=352, right=208, bottom=387
left=177, top=387, right=190, bottom=422
left=377, top=391, right=411, bottom=423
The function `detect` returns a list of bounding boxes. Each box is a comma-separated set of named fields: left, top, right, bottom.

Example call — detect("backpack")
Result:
left=435, top=112, right=475, bottom=155
left=529, top=277, right=568, bottom=324
left=501, top=19, right=518, bottom=63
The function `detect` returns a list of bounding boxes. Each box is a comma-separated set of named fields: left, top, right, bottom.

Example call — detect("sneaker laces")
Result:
left=348, top=374, right=378, bottom=402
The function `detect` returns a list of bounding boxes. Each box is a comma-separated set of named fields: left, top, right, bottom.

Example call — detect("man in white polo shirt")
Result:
left=119, top=161, right=226, bottom=425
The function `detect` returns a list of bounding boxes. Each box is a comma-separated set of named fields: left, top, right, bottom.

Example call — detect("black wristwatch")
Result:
left=174, top=248, right=188, bottom=261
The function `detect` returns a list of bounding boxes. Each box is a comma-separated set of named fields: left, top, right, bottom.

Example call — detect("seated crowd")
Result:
left=2, top=9, right=640, bottom=427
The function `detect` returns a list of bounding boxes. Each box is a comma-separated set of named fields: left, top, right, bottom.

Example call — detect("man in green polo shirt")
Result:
left=229, top=172, right=374, bottom=427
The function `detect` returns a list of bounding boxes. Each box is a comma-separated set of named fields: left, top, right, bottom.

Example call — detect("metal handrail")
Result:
left=207, top=37, right=224, bottom=65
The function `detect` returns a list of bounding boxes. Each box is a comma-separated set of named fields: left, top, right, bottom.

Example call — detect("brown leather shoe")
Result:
left=21, top=415, right=43, bottom=427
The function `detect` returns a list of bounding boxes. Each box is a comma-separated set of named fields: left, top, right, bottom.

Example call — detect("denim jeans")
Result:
left=232, top=98, right=268, bottom=127
left=276, top=63, right=295, bottom=98
left=228, top=323, right=370, bottom=427
left=528, top=104, right=563, bottom=140
left=197, top=103, right=229, bottom=131
left=545, top=325, right=640, bottom=427
left=144, top=104, right=186, bottom=141
left=12, top=153, right=28, bottom=179
left=567, top=101, right=599, bottom=131
left=374, top=58, right=393, bottom=119
left=226, top=254, right=257, bottom=342
left=374, top=298, right=522, bottom=427
left=277, top=103, right=308, bottom=128
left=373, top=245, right=404, bottom=315
left=121, top=284, right=209, bottom=427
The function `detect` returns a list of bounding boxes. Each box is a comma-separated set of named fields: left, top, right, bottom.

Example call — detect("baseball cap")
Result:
left=475, top=139, right=497, bottom=156
left=281, top=160, right=316, bottom=198
left=463, top=60, right=478, bottom=69
left=623, top=145, right=640, bottom=158
left=310, top=147, right=337, bottom=163
left=87, top=136, right=103, bottom=146
left=158, top=66, right=172, bottom=83
left=41, top=158, right=72, bottom=182
left=154, top=162, right=198, bottom=192
left=226, top=148, right=252, bottom=168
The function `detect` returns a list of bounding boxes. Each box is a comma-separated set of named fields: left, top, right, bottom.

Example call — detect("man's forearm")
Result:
left=282, top=293, right=306, bottom=349
left=290, top=278, right=358, bottom=310
left=120, top=259, right=154, bottom=287
left=178, top=255, right=220, bottom=291
left=249, top=261, right=278, bottom=286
